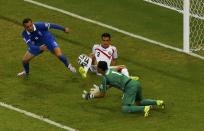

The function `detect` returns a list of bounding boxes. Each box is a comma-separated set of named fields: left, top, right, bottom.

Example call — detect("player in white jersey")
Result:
left=92, top=44, right=117, bottom=67
left=78, top=33, right=131, bottom=78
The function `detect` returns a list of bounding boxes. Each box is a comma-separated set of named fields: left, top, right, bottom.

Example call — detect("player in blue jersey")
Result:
left=17, top=18, right=76, bottom=77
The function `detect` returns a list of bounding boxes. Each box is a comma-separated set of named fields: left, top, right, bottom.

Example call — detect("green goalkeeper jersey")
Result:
left=99, top=69, right=131, bottom=93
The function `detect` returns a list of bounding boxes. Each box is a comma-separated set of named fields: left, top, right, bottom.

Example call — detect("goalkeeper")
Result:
left=82, top=61, right=164, bottom=117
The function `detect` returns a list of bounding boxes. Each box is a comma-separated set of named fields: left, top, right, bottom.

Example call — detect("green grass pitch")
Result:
left=0, top=0, right=204, bottom=130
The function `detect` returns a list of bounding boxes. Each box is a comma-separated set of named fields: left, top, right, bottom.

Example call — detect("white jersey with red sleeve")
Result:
left=92, top=44, right=118, bottom=67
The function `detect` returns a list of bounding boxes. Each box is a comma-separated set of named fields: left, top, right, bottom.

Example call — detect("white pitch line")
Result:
left=24, top=0, right=204, bottom=61
left=0, top=102, right=77, bottom=131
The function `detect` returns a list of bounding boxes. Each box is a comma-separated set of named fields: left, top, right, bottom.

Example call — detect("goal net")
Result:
left=144, top=0, right=204, bottom=52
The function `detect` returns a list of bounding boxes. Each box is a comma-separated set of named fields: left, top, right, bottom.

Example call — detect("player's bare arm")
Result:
left=64, top=27, right=69, bottom=33
left=82, top=84, right=106, bottom=100
left=93, top=92, right=106, bottom=98
left=39, top=44, right=47, bottom=51
left=111, top=58, right=117, bottom=66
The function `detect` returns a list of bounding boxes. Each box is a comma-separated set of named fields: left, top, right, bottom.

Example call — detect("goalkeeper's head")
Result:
left=97, top=61, right=108, bottom=74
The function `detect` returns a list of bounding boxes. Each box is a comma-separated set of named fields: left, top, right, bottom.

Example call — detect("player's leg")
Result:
left=17, top=51, right=35, bottom=76
left=135, top=85, right=165, bottom=109
left=52, top=47, right=76, bottom=73
left=79, top=53, right=94, bottom=78
left=135, top=85, right=156, bottom=106
left=46, top=40, right=76, bottom=73
left=83, top=53, right=95, bottom=72
left=121, top=87, right=151, bottom=117
left=140, top=99, right=165, bottom=109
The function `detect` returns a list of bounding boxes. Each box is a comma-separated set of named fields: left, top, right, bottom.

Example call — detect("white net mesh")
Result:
left=190, top=0, right=204, bottom=51
left=144, top=0, right=204, bottom=52
left=144, top=0, right=183, bottom=11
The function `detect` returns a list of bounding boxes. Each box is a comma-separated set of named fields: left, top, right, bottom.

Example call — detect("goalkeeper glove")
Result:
left=90, top=84, right=100, bottom=94
left=82, top=90, right=94, bottom=100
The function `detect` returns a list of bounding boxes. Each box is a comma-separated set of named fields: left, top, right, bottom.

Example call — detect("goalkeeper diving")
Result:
left=82, top=61, right=165, bottom=117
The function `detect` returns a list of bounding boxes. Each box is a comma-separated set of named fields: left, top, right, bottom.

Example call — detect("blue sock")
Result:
left=58, top=55, right=69, bottom=67
left=23, top=61, right=29, bottom=74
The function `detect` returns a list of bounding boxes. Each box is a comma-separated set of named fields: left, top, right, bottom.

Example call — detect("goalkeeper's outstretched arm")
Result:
left=82, top=84, right=107, bottom=100
left=93, top=92, right=106, bottom=98
left=82, top=90, right=105, bottom=100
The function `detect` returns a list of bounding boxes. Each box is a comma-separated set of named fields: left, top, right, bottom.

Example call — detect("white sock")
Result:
left=83, top=57, right=92, bottom=73
left=121, top=68, right=129, bottom=77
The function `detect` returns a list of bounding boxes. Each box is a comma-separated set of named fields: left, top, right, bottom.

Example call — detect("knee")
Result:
left=135, top=101, right=141, bottom=106
left=54, top=48, right=62, bottom=57
left=122, top=105, right=131, bottom=113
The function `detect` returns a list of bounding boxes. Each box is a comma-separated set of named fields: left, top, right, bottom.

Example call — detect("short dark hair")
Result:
left=97, top=61, right=108, bottom=71
left=22, top=18, right=32, bottom=25
left=101, top=33, right=111, bottom=39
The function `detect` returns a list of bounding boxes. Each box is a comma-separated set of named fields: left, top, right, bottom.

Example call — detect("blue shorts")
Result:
left=45, top=40, right=59, bottom=51
left=28, top=48, right=43, bottom=56
left=28, top=40, right=59, bottom=56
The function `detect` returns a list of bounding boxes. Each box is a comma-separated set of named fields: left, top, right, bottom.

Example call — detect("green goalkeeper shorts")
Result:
left=122, top=80, right=142, bottom=105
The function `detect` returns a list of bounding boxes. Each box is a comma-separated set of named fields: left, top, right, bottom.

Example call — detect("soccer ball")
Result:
left=77, top=54, right=90, bottom=67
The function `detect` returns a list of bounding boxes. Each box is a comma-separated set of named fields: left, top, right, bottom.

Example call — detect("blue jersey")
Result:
left=22, top=22, right=65, bottom=52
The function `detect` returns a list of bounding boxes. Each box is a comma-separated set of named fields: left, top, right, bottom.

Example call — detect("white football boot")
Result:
left=68, top=64, right=76, bottom=73
left=17, top=71, right=28, bottom=77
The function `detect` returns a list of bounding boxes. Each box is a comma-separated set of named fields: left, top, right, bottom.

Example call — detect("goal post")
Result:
left=183, top=0, right=190, bottom=53
left=144, top=0, right=204, bottom=53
